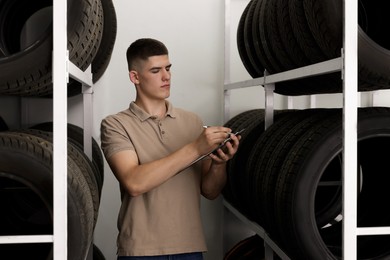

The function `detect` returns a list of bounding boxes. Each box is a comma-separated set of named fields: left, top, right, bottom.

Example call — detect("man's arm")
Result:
left=106, top=126, right=233, bottom=197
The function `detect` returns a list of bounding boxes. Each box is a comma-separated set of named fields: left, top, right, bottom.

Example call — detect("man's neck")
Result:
left=134, top=98, right=167, bottom=119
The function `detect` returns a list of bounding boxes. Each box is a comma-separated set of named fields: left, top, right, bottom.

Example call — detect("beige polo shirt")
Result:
left=100, top=101, right=207, bottom=256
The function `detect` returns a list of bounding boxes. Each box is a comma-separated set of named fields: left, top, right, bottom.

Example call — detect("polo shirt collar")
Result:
left=129, top=101, right=176, bottom=122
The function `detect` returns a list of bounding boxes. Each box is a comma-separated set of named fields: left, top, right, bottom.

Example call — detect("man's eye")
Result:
left=151, top=69, right=159, bottom=73
left=166, top=67, right=171, bottom=72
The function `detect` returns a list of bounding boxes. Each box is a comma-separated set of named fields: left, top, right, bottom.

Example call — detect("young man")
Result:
left=100, top=38, right=240, bottom=260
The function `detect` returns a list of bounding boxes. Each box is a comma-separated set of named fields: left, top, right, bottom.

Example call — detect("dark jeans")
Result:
left=117, top=252, right=203, bottom=260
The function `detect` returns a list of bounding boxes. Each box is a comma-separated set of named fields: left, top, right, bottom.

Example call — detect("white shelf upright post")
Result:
left=342, top=0, right=358, bottom=259
left=52, top=0, right=68, bottom=258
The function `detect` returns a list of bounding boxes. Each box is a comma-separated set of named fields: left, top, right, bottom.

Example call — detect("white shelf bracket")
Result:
left=264, top=70, right=275, bottom=130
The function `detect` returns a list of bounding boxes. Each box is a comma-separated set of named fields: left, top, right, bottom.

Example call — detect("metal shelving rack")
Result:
left=0, top=0, right=94, bottom=259
left=223, top=0, right=390, bottom=259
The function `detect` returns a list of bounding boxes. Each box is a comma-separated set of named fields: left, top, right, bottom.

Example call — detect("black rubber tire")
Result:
left=243, top=0, right=265, bottom=77
left=233, top=110, right=295, bottom=222
left=93, top=244, right=106, bottom=260
left=251, top=0, right=274, bottom=74
left=0, top=116, right=8, bottom=131
left=223, top=109, right=265, bottom=216
left=15, top=128, right=100, bottom=227
left=237, top=0, right=262, bottom=78
left=0, top=132, right=94, bottom=259
left=258, top=0, right=284, bottom=72
left=275, top=0, right=310, bottom=68
left=302, top=0, right=342, bottom=60
left=226, top=108, right=390, bottom=259
left=246, top=109, right=327, bottom=230
left=274, top=0, right=342, bottom=95
left=238, top=0, right=389, bottom=95
left=0, top=0, right=53, bottom=96
left=92, top=0, right=117, bottom=83
left=223, top=235, right=265, bottom=260
left=303, top=0, right=390, bottom=92
left=30, top=122, right=104, bottom=197
left=263, top=0, right=297, bottom=71
left=0, top=0, right=103, bottom=96
left=255, top=109, right=339, bottom=246
left=258, top=0, right=338, bottom=96
left=274, top=107, right=390, bottom=259
left=289, top=0, right=327, bottom=64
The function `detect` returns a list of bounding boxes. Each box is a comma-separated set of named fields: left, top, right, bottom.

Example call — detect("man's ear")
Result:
left=129, top=70, right=139, bottom=84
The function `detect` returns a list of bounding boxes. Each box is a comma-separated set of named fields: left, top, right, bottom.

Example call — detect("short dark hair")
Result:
left=126, top=38, right=169, bottom=71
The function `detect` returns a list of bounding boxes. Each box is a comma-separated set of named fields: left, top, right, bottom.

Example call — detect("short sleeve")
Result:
left=100, top=116, right=135, bottom=159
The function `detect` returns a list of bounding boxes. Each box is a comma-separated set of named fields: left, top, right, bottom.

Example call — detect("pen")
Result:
left=180, top=128, right=245, bottom=172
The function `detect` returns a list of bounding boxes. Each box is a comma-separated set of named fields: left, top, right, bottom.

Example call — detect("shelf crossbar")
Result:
left=224, top=57, right=342, bottom=91
left=357, top=227, right=390, bottom=236
left=0, top=235, right=53, bottom=244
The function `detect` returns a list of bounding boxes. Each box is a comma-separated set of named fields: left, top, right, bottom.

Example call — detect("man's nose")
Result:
left=162, top=70, right=170, bottom=80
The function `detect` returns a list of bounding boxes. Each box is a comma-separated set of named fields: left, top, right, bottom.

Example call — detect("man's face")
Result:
left=132, top=55, right=172, bottom=101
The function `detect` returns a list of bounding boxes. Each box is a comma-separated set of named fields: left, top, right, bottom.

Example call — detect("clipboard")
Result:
left=180, top=128, right=245, bottom=171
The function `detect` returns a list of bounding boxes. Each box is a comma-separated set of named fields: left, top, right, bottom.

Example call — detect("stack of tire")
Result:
left=223, top=107, right=390, bottom=259
left=224, top=0, right=390, bottom=258
left=0, top=0, right=117, bottom=96
left=237, top=0, right=390, bottom=95
left=0, top=123, right=105, bottom=259
left=0, top=0, right=115, bottom=258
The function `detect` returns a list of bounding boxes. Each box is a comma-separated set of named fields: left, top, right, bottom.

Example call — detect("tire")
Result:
left=223, top=109, right=265, bottom=216
left=274, top=107, right=390, bottom=259
left=0, top=0, right=103, bottom=96
left=243, top=0, right=265, bottom=77
left=288, top=0, right=327, bottom=64
left=0, top=116, right=8, bottom=131
left=303, top=0, right=390, bottom=92
left=263, top=0, right=297, bottom=72
left=92, top=0, right=117, bottom=83
left=251, top=0, right=273, bottom=74
left=0, top=132, right=95, bottom=259
left=302, top=0, right=342, bottom=60
left=237, top=0, right=261, bottom=78
left=93, top=244, right=106, bottom=260
left=30, top=122, right=104, bottom=197
left=259, top=0, right=283, bottom=72
left=15, top=128, right=100, bottom=227
left=224, top=235, right=265, bottom=260
left=275, top=0, right=310, bottom=68
left=238, top=0, right=390, bottom=95
left=247, top=109, right=332, bottom=233
left=227, top=107, right=390, bottom=259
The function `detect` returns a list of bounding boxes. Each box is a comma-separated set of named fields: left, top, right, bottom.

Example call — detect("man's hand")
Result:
left=208, top=131, right=241, bottom=164
left=195, top=126, right=232, bottom=155
left=197, top=126, right=241, bottom=164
